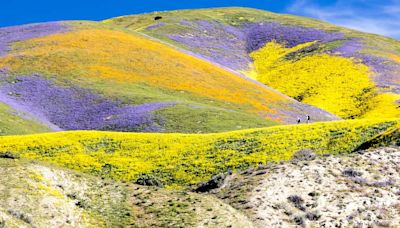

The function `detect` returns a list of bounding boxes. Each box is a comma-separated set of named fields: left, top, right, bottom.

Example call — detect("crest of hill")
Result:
left=104, top=7, right=400, bottom=119
left=0, top=20, right=337, bottom=135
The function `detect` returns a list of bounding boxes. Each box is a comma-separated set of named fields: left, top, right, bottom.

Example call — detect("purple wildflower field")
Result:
left=167, top=19, right=399, bottom=92
left=168, top=20, right=251, bottom=70
left=243, top=22, right=344, bottom=52
left=0, top=75, right=174, bottom=131
left=146, top=22, right=166, bottom=30
left=332, top=39, right=363, bottom=57
left=333, top=39, right=400, bottom=93
left=361, top=55, right=400, bottom=92
left=0, top=22, right=68, bottom=56
left=168, top=20, right=345, bottom=70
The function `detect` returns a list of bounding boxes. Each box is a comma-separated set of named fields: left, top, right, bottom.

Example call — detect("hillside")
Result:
left=1, top=134, right=398, bottom=227
left=0, top=19, right=337, bottom=135
left=212, top=147, right=400, bottom=227
left=105, top=7, right=400, bottom=119
left=0, top=158, right=252, bottom=227
left=0, top=119, right=396, bottom=188
left=1, top=7, right=400, bottom=227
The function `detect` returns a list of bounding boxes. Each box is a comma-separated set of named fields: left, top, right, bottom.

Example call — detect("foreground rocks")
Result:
left=215, top=147, right=400, bottom=227
left=0, top=159, right=252, bottom=227
left=1, top=147, right=399, bottom=227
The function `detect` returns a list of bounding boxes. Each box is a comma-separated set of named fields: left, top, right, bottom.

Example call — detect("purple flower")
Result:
left=332, top=39, right=400, bottom=93
left=360, top=55, right=400, bottom=92
left=0, top=75, right=174, bottom=132
left=146, top=23, right=166, bottom=30
left=243, top=22, right=344, bottom=52
left=166, top=20, right=344, bottom=71
left=168, top=20, right=251, bottom=70
left=331, top=39, right=363, bottom=57
left=0, top=22, right=69, bottom=56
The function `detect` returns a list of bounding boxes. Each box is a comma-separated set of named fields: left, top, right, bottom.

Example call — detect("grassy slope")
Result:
left=104, top=7, right=400, bottom=119
left=0, top=119, right=396, bottom=188
left=0, top=158, right=251, bottom=227
left=356, top=123, right=400, bottom=150
left=0, top=102, right=50, bottom=136
left=0, top=20, right=338, bottom=134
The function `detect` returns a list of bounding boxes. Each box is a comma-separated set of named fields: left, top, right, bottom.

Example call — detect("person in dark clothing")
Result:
left=297, top=117, right=301, bottom=124
left=306, top=115, right=310, bottom=123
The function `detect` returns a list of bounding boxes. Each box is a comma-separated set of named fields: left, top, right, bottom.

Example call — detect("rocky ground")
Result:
left=1, top=147, right=399, bottom=227
left=0, top=157, right=251, bottom=228
left=214, top=147, right=400, bottom=227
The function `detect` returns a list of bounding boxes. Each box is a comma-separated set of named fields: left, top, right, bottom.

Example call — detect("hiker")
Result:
left=297, top=117, right=301, bottom=124
left=306, top=115, right=310, bottom=123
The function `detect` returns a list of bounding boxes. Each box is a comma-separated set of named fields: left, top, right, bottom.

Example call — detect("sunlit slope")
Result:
left=0, top=23, right=337, bottom=134
left=0, top=158, right=251, bottom=227
left=0, top=119, right=396, bottom=188
left=105, top=7, right=400, bottom=119
left=0, top=102, right=51, bottom=135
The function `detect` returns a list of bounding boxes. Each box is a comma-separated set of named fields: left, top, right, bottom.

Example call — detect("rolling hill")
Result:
left=0, top=118, right=396, bottom=188
left=0, top=158, right=252, bottom=227
left=105, top=7, right=400, bottom=119
left=0, top=18, right=338, bottom=135
left=1, top=7, right=400, bottom=227
left=0, top=119, right=398, bottom=227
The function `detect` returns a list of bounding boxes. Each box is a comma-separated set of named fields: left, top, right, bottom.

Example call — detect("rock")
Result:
left=240, top=168, right=254, bottom=175
left=194, top=173, right=226, bottom=192
left=254, top=170, right=267, bottom=176
left=292, top=149, right=316, bottom=163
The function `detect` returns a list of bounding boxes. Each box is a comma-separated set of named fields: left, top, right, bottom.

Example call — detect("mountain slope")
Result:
left=105, top=7, right=400, bottom=119
left=0, top=21, right=337, bottom=135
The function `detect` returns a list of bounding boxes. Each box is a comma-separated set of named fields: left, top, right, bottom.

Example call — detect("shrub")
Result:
left=135, top=174, right=164, bottom=187
left=0, top=151, right=20, bottom=159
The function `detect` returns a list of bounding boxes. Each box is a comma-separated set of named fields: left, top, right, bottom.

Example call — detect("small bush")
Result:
left=0, top=152, right=20, bottom=159
left=342, top=168, right=362, bottom=177
left=194, top=173, right=226, bottom=192
left=136, top=174, right=164, bottom=187
left=291, top=149, right=316, bottom=162
left=287, top=195, right=305, bottom=211
left=7, top=209, right=33, bottom=226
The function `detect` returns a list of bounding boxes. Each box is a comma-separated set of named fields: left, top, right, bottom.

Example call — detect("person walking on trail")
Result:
left=306, top=115, right=310, bottom=124
left=297, top=117, right=301, bottom=124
